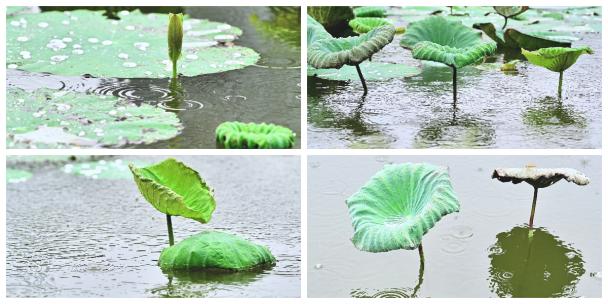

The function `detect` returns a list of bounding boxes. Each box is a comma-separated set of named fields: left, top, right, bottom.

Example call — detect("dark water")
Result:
left=307, top=156, right=601, bottom=297
left=7, top=6, right=301, bottom=149
left=6, top=156, right=300, bottom=297
left=308, top=28, right=601, bottom=148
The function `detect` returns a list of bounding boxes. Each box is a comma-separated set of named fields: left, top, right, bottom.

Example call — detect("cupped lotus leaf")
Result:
left=492, top=167, right=590, bottom=189
left=493, top=6, right=529, bottom=19
left=6, top=9, right=259, bottom=78
left=400, top=16, right=496, bottom=68
left=346, top=163, right=460, bottom=252
left=489, top=226, right=585, bottom=297
left=307, top=15, right=332, bottom=46
left=473, top=23, right=572, bottom=50
left=215, top=121, right=296, bottom=149
left=521, top=47, right=593, bottom=73
left=308, top=61, right=421, bottom=81
left=7, top=169, right=33, bottom=184
left=159, top=230, right=276, bottom=271
left=349, top=17, right=392, bottom=34
left=129, top=158, right=216, bottom=223
left=7, top=87, right=182, bottom=148
left=308, top=26, right=395, bottom=69
left=353, top=6, right=387, bottom=18
left=307, top=6, right=354, bottom=36
left=63, top=159, right=148, bottom=180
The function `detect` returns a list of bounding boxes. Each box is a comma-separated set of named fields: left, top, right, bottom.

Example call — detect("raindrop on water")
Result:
left=72, top=49, right=84, bottom=55
left=102, top=40, right=113, bottom=46
left=123, top=62, right=137, bottom=68
left=51, top=55, right=69, bottom=63
left=134, top=42, right=149, bottom=51
left=38, top=22, right=49, bottom=28
left=19, top=51, right=31, bottom=59
left=17, top=36, right=29, bottom=42
left=46, top=39, right=67, bottom=51
left=118, top=53, right=129, bottom=60
left=88, top=38, right=99, bottom=43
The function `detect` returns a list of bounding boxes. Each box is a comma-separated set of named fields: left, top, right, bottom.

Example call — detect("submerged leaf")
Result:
left=6, top=9, right=259, bottom=78
left=159, top=230, right=276, bottom=271
left=492, top=167, right=590, bottom=188
left=346, top=163, right=460, bottom=252
left=6, top=87, right=182, bottom=148
left=353, top=6, right=387, bottom=18
left=349, top=17, right=392, bottom=34
left=401, top=16, right=496, bottom=68
left=521, top=46, right=593, bottom=73
left=308, top=25, right=395, bottom=69
left=129, top=158, right=216, bottom=223
left=308, top=61, right=421, bottom=81
left=215, top=121, right=296, bottom=149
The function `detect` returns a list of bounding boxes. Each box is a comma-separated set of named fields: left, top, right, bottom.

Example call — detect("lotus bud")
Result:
left=168, top=13, right=183, bottom=79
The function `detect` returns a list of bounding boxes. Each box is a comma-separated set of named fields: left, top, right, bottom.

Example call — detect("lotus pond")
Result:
left=308, top=155, right=601, bottom=297
left=7, top=6, right=300, bottom=149
left=307, top=6, right=601, bottom=148
left=6, top=155, right=300, bottom=297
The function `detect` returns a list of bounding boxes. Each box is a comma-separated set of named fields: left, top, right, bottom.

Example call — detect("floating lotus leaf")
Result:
left=401, top=16, right=496, bottom=69
left=522, top=46, right=593, bottom=73
left=489, top=226, right=585, bottom=297
left=215, top=121, right=296, bottom=149
left=308, top=25, right=395, bottom=69
left=473, top=23, right=572, bottom=50
left=353, top=6, right=387, bottom=18
left=349, top=17, right=392, bottom=34
left=346, top=163, right=460, bottom=252
left=159, top=230, right=276, bottom=271
left=7, top=169, right=32, bottom=183
left=7, top=87, right=182, bottom=148
left=492, top=167, right=589, bottom=189
left=63, top=159, right=148, bottom=180
left=307, top=15, right=332, bottom=46
left=308, top=61, right=421, bottom=81
left=129, top=158, right=216, bottom=223
left=6, top=9, right=259, bottom=78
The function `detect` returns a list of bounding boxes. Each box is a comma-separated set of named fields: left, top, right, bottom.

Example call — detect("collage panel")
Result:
left=307, top=6, right=601, bottom=149
left=6, top=155, right=301, bottom=297
left=7, top=6, right=301, bottom=149
left=308, top=155, right=601, bottom=298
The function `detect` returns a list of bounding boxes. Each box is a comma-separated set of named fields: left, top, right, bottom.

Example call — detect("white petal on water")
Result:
left=62, top=37, right=73, bottom=43
left=46, top=39, right=67, bottom=51
left=186, top=54, right=198, bottom=60
left=51, top=55, right=69, bottom=62
left=134, top=42, right=149, bottom=51
left=72, top=49, right=84, bottom=55
left=88, top=38, right=99, bottom=43
left=17, top=36, right=29, bottom=42
left=118, top=53, right=129, bottom=59
left=123, top=62, right=137, bottom=68
left=8, top=64, right=18, bottom=69
left=125, top=25, right=135, bottom=31
left=20, top=51, right=31, bottom=59
left=102, top=40, right=113, bottom=45
left=38, top=22, right=49, bottom=28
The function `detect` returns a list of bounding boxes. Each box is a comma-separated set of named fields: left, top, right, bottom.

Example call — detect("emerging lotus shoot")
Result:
left=168, top=13, right=183, bottom=79
left=522, top=46, right=593, bottom=98
left=346, top=163, right=460, bottom=287
left=492, top=166, right=589, bottom=227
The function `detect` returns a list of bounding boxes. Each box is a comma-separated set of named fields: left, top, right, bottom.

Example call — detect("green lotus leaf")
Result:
left=493, top=6, right=529, bottom=19
left=308, top=25, right=395, bottom=69
left=307, top=15, right=332, bottom=46
left=7, top=87, right=182, bottom=149
left=63, top=159, right=148, bottom=180
left=353, top=6, right=387, bottom=18
left=349, top=17, right=392, bottom=34
left=492, top=167, right=590, bottom=189
left=401, top=16, right=496, bottom=69
left=522, top=46, right=593, bottom=73
left=473, top=23, right=572, bottom=50
left=129, top=158, right=216, bottom=224
left=346, top=163, right=460, bottom=252
left=7, top=169, right=33, bottom=184
left=159, top=230, right=276, bottom=271
left=308, top=61, right=421, bottom=81
left=215, top=121, right=296, bottom=149
left=489, top=226, right=585, bottom=297
left=6, top=9, right=259, bottom=78
left=307, top=6, right=354, bottom=36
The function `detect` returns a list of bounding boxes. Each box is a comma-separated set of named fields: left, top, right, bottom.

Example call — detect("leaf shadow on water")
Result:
left=149, top=265, right=273, bottom=298
left=413, top=108, right=496, bottom=148
left=523, top=96, right=587, bottom=128
left=488, top=225, right=585, bottom=298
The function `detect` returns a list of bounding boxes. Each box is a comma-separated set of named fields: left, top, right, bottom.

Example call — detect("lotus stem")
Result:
left=501, top=17, right=508, bottom=30
left=528, top=187, right=538, bottom=228
left=411, top=244, right=425, bottom=297
left=166, top=214, right=175, bottom=246
left=451, top=66, right=457, bottom=108
left=558, top=71, right=563, bottom=99
left=355, top=64, right=368, bottom=95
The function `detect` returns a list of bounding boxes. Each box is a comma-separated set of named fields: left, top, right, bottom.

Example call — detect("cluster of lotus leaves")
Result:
left=7, top=9, right=259, bottom=78
left=215, top=121, right=296, bottom=149
left=7, top=87, right=182, bottom=148
left=473, top=23, right=573, bottom=50
left=159, top=230, right=276, bottom=271
left=349, top=17, right=393, bottom=34
left=400, top=16, right=497, bottom=69
left=346, top=163, right=460, bottom=252
left=353, top=7, right=387, bottom=18
left=491, top=167, right=590, bottom=189
left=521, top=46, right=593, bottom=73
left=129, top=158, right=216, bottom=223
left=308, top=25, right=395, bottom=69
